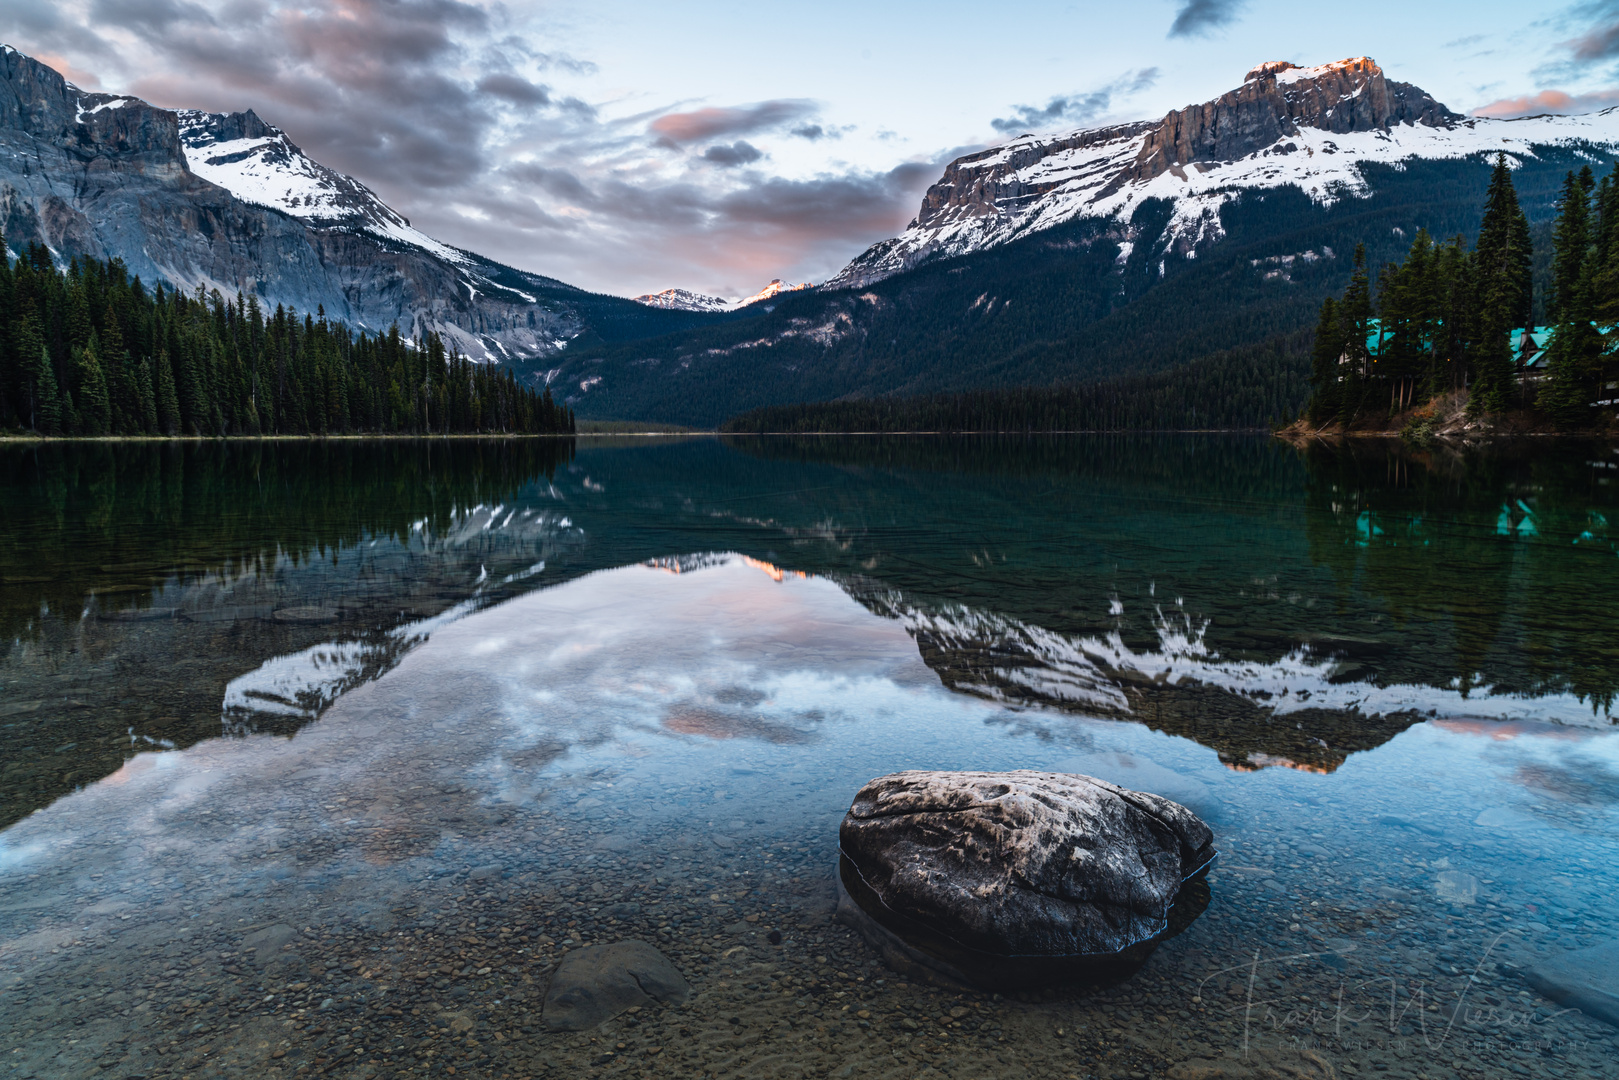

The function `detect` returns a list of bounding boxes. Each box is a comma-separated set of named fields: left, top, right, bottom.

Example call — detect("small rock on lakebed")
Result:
left=837, top=770, right=1215, bottom=989
left=542, top=939, right=690, bottom=1031
left=1524, top=939, right=1619, bottom=1028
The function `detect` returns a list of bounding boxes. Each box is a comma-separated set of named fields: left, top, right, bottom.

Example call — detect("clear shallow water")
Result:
left=1, top=435, right=1618, bottom=1080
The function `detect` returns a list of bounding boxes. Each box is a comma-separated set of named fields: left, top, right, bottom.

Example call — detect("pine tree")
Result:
left=1540, top=170, right=1600, bottom=422
left=1470, top=153, right=1534, bottom=414
left=136, top=357, right=159, bottom=433
left=73, top=341, right=112, bottom=435
left=1593, top=161, right=1619, bottom=314
left=1334, top=244, right=1374, bottom=423
left=1378, top=232, right=1438, bottom=412
left=1433, top=237, right=1474, bottom=394
left=66, top=278, right=94, bottom=351
left=1307, top=296, right=1341, bottom=423
left=154, top=348, right=181, bottom=435
left=22, top=340, right=61, bottom=433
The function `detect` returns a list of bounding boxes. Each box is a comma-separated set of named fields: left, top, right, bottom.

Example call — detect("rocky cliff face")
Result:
left=0, top=45, right=645, bottom=363
left=825, top=57, right=1551, bottom=289
left=1129, top=58, right=1457, bottom=185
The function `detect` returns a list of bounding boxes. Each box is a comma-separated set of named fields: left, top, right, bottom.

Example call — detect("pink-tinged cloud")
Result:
left=34, top=52, right=100, bottom=88
left=649, top=100, right=816, bottom=146
left=1472, top=88, right=1619, bottom=118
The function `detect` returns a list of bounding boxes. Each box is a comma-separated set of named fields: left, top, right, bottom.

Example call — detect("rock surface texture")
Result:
left=838, top=770, right=1215, bottom=987
left=542, top=940, right=690, bottom=1031
left=0, top=45, right=680, bottom=363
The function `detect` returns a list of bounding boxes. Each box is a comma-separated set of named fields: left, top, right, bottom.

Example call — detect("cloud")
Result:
left=0, top=3, right=949, bottom=297
left=990, top=68, right=1158, bottom=134
left=91, top=0, right=217, bottom=36
left=476, top=73, right=549, bottom=106
left=2, top=0, right=117, bottom=61
left=1168, top=0, right=1244, bottom=38
left=713, top=162, right=945, bottom=233
left=1472, top=87, right=1619, bottom=117
left=480, top=151, right=958, bottom=296
left=648, top=99, right=818, bottom=146
left=702, top=141, right=763, bottom=167
left=1567, top=1, right=1619, bottom=62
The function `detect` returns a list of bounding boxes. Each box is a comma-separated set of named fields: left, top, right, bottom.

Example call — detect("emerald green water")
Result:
left=0, top=435, right=1616, bottom=1080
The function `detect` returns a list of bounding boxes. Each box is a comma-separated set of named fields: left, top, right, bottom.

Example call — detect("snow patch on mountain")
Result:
left=1273, top=58, right=1370, bottom=87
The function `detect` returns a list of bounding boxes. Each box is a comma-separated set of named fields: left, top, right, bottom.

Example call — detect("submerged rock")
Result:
left=837, top=770, right=1215, bottom=988
left=542, top=940, right=690, bottom=1031
left=1524, top=940, right=1619, bottom=1028
left=241, top=923, right=299, bottom=966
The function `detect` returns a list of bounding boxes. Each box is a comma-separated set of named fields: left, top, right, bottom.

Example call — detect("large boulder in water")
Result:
left=837, top=770, right=1215, bottom=988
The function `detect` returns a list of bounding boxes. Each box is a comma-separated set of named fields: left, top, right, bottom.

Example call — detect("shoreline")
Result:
left=5, top=425, right=1616, bottom=442
left=1274, top=389, right=1619, bottom=442
left=0, top=432, right=583, bottom=443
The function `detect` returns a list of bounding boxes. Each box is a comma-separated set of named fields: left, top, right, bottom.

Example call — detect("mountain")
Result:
left=632, top=279, right=814, bottom=313
left=634, top=288, right=733, bottom=313
left=735, top=278, right=812, bottom=307
left=0, top=45, right=716, bottom=366
left=824, top=58, right=1463, bottom=288
left=541, top=57, right=1619, bottom=426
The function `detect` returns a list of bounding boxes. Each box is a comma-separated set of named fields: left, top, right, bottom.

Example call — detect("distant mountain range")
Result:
left=633, top=279, right=814, bottom=313
left=543, top=58, right=1619, bottom=425
left=7, top=46, right=1619, bottom=427
left=632, top=288, right=734, bottom=313
left=0, top=45, right=718, bottom=364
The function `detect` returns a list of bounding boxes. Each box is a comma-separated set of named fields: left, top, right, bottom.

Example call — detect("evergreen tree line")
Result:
left=0, top=237, right=575, bottom=437
left=1307, top=153, right=1618, bottom=424
left=720, top=334, right=1309, bottom=433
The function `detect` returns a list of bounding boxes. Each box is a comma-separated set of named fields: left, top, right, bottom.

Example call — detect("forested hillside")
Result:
left=0, top=238, right=573, bottom=437
left=721, top=334, right=1308, bottom=432
left=543, top=149, right=1590, bottom=427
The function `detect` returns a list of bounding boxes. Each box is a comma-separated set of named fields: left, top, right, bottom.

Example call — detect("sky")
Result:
left=6, top=0, right=1619, bottom=299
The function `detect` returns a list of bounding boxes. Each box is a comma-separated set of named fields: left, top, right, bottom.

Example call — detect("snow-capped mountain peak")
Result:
left=176, top=109, right=468, bottom=265
left=827, top=56, right=1619, bottom=289
left=736, top=279, right=812, bottom=307
left=1248, top=57, right=1370, bottom=85
left=632, top=279, right=814, bottom=312
left=632, top=288, right=732, bottom=313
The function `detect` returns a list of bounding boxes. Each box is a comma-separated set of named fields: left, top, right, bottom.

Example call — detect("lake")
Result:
left=1, top=434, right=1617, bottom=1080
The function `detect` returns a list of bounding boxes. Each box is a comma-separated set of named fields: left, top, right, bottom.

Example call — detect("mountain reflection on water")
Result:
left=0, top=440, right=579, bottom=828
left=2, top=434, right=1616, bottom=829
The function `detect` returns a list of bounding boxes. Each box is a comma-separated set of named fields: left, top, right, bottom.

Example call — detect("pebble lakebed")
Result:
left=3, top=729, right=1617, bottom=1080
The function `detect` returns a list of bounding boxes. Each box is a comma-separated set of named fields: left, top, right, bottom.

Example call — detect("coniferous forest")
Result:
left=1305, top=154, right=1617, bottom=427
left=0, top=237, right=574, bottom=437
left=720, top=335, right=1308, bottom=433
